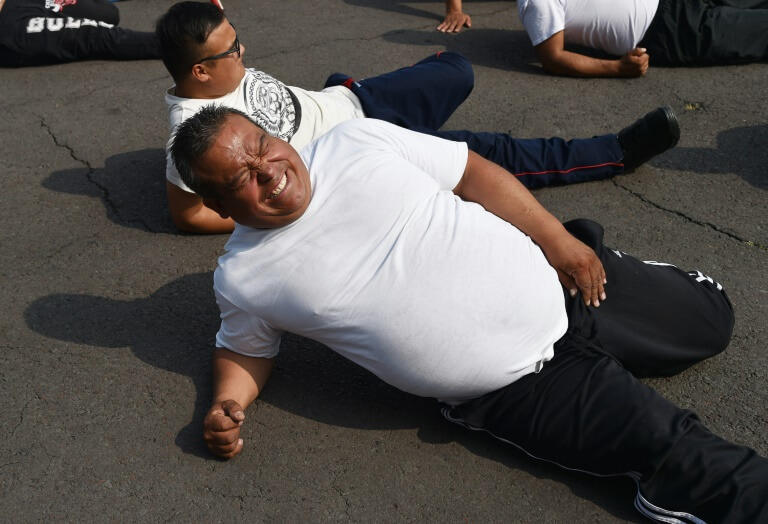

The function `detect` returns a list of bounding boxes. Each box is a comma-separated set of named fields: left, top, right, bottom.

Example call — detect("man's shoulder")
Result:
left=214, top=230, right=259, bottom=290
left=319, top=118, right=402, bottom=143
left=517, top=0, right=567, bottom=43
left=300, top=119, right=405, bottom=165
left=518, top=0, right=564, bottom=15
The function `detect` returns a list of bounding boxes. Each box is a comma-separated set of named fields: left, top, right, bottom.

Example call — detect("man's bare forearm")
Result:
left=445, top=0, right=463, bottom=14
left=166, top=182, right=235, bottom=234
left=534, top=31, right=648, bottom=78
left=453, top=151, right=606, bottom=305
left=203, top=349, right=273, bottom=457
left=212, top=348, right=273, bottom=408
left=453, top=151, right=565, bottom=244
left=538, top=48, right=624, bottom=77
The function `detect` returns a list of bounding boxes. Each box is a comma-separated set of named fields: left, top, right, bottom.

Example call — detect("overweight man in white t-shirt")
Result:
left=440, top=0, right=768, bottom=77
left=169, top=104, right=768, bottom=523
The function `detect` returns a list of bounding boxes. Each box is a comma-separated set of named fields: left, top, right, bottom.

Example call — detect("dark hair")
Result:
left=155, top=1, right=226, bottom=81
left=171, top=105, right=251, bottom=198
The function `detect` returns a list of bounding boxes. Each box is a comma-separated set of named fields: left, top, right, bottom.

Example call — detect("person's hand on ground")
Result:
left=438, top=11, right=471, bottom=33
left=619, top=48, right=649, bottom=77
left=203, top=399, right=245, bottom=458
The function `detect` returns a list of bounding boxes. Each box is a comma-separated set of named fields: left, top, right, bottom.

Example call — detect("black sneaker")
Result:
left=617, top=106, right=680, bottom=172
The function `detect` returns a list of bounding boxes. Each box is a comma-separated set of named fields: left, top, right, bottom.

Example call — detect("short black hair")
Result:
left=155, top=1, right=226, bottom=81
left=171, top=105, right=251, bottom=198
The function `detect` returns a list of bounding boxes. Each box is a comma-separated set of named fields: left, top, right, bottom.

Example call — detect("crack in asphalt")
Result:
left=0, top=74, right=171, bottom=114
left=335, top=483, right=352, bottom=517
left=37, top=115, right=160, bottom=233
left=11, top=392, right=42, bottom=439
left=12, top=234, right=102, bottom=277
left=612, top=179, right=767, bottom=249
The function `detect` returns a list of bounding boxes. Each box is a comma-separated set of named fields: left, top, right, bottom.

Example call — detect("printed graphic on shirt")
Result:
left=26, top=17, right=113, bottom=32
left=45, top=0, right=78, bottom=13
left=242, top=70, right=296, bottom=142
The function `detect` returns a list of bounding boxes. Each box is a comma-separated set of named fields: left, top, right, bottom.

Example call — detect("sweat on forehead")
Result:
left=170, top=105, right=259, bottom=196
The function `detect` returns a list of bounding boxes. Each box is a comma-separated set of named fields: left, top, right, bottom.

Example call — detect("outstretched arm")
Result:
left=453, top=150, right=606, bottom=306
left=203, top=348, right=274, bottom=458
left=535, top=31, right=649, bottom=78
left=438, top=0, right=471, bottom=33
left=167, top=182, right=235, bottom=234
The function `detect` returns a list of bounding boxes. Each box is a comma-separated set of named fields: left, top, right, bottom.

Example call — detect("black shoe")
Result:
left=617, top=105, right=680, bottom=172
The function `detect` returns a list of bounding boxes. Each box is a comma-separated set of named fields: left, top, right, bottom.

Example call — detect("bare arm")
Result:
left=438, top=0, right=471, bottom=32
left=203, top=348, right=274, bottom=458
left=453, top=150, right=606, bottom=306
left=166, top=182, right=235, bottom=234
left=535, top=31, right=648, bottom=78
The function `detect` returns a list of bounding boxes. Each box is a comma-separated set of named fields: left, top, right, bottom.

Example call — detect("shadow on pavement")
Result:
left=24, top=272, right=427, bottom=459
left=342, top=0, right=446, bottom=22
left=653, top=124, right=768, bottom=189
left=342, top=0, right=508, bottom=24
left=42, top=148, right=178, bottom=233
left=383, top=28, right=540, bottom=73
left=25, top=272, right=641, bottom=520
left=25, top=272, right=219, bottom=458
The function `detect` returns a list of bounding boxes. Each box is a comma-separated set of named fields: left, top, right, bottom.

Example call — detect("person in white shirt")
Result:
left=169, top=104, right=768, bottom=523
left=156, top=1, right=680, bottom=234
left=439, top=0, right=768, bottom=77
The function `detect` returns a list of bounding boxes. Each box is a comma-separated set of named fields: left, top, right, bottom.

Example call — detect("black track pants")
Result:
left=445, top=219, right=768, bottom=523
left=639, top=0, right=768, bottom=65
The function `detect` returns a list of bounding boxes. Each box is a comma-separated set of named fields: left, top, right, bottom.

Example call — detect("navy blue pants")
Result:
left=444, top=219, right=768, bottom=523
left=639, top=0, right=768, bottom=66
left=325, top=52, right=624, bottom=189
left=0, top=0, right=159, bottom=67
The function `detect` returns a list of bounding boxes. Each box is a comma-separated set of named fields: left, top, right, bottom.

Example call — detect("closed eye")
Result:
left=230, top=171, right=250, bottom=194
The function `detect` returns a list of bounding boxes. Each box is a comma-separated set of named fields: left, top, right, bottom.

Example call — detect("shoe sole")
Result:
left=660, top=105, right=681, bottom=149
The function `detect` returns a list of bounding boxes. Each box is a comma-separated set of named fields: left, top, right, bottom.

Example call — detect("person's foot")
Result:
left=617, top=106, right=680, bottom=172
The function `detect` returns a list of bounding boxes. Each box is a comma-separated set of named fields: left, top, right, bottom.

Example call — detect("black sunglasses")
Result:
left=197, top=25, right=240, bottom=64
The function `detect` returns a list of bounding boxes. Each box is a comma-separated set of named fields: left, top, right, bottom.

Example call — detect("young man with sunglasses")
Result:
left=156, top=1, right=680, bottom=234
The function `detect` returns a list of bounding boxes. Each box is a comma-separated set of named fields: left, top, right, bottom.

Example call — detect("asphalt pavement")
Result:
left=1, top=1, right=766, bottom=522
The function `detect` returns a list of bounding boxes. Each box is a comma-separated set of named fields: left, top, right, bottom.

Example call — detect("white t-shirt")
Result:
left=518, top=0, right=659, bottom=56
left=165, top=68, right=365, bottom=193
left=213, top=119, right=568, bottom=404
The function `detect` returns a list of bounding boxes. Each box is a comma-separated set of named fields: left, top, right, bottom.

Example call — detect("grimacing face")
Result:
left=194, top=114, right=312, bottom=229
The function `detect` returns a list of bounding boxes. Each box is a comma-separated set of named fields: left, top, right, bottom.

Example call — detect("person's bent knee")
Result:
left=708, top=287, right=735, bottom=357
left=436, top=51, right=474, bottom=92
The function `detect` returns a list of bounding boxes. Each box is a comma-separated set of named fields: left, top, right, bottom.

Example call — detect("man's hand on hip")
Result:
left=542, top=232, right=606, bottom=307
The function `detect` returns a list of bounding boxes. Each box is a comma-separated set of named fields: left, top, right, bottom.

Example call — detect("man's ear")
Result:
left=190, top=63, right=210, bottom=83
left=203, top=198, right=229, bottom=219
